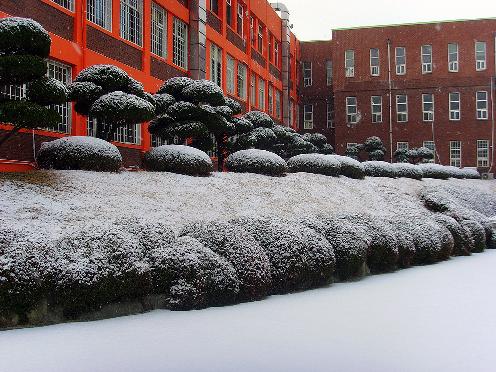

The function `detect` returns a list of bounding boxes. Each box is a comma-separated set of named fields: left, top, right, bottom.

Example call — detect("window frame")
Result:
left=396, top=94, right=408, bottom=123
left=421, top=44, right=433, bottom=74
left=395, top=46, right=406, bottom=75
left=258, top=77, right=266, bottom=110
left=236, top=63, right=247, bottom=100
left=327, top=102, right=335, bottom=129
left=371, top=95, right=383, bottom=123
left=303, top=61, right=312, bottom=87
left=475, top=41, right=487, bottom=71
left=303, top=104, right=314, bottom=130
left=448, top=43, right=459, bottom=72
left=476, top=91, right=489, bottom=120
left=151, top=2, right=167, bottom=58
left=326, top=60, right=333, bottom=86
left=370, top=48, right=380, bottom=76
left=449, top=140, right=462, bottom=167
left=236, top=2, right=244, bottom=37
left=87, top=0, right=112, bottom=30
left=120, top=0, right=144, bottom=46
left=477, top=140, right=490, bottom=167
left=346, top=96, right=358, bottom=124
left=449, top=92, right=461, bottom=121
left=172, top=17, right=188, bottom=69
left=210, top=43, right=223, bottom=87
left=226, top=54, right=235, bottom=94
left=52, top=0, right=74, bottom=11
left=397, top=142, right=409, bottom=150
left=422, top=93, right=434, bottom=122
left=345, top=49, right=355, bottom=78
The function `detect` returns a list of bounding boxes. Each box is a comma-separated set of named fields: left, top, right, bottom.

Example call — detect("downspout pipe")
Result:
left=387, top=39, right=393, bottom=162
left=270, top=3, right=291, bottom=127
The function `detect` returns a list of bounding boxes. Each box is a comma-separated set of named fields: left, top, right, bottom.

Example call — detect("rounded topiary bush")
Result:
left=330, top=155, right=365, bottom=179
left=181, top=79, right=226, bottom=106
left=144, top=145, right=213, bottom=176
left=434, top=214, right=474, bottom=256
left=157, top=76, right=194, bottom=96
left=386, top=218, right=416, bottom=268
left=411, top=218, right=454, bottom=264
left=180, top=221, right=272, bottom=301
left=0, top=17, right=51, bottom=58
left=287, top=154, right=341, bottom=177
left=459, top=219, right=486, bottom=253
left=418, top=164, right=451, bottom=180
left=226, top=149, right=287, bottom=176
left=392, top=163, right=423, bottom=180
left=243, top=111, right=275, bottom=128
left=232, top=217, right=335, bottom=293
left=36, top=136, right=122, bottom=172
left=363, top=161, right=397, bottom=178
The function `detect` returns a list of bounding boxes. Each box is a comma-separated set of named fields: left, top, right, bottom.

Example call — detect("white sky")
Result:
left=280, top=0, right=496, bottom=41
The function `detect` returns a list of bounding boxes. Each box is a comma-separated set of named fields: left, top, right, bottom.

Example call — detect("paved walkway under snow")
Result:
left=1, top=251, right=495, bottom=372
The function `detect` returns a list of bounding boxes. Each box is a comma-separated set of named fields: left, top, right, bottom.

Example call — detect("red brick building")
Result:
left=300, top=18, right=496, bottom=172
left=0, top=0, right=300, bottom=171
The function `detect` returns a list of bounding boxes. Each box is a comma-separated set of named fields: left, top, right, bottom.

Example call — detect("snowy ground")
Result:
left=1, top=250, right=495, bottom=372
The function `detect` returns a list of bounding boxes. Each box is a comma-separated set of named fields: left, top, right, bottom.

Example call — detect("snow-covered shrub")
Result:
left=433, top=214, right=474, bottom=256
left=418, top=164, right=451, bottom=180
left=459, top=220, right=486, bottom=253
left=329, top=155, right=365, bottom=179
left=392, top=162, right=423, bottom=180
left=299, top=215, right=369, bottom=280
left=0, top=17, right=50, bottom=56
left=303, top=133, right=327, bottom=147
left=36, top=136, right=122, bottom=172
left=411, top=218, right=454, bottom=264
left=180, top=221, right=272, bottom=300
left=232, top=217, right=335, bottom=293
left=153, top=93, right=176, bottom=115
left=166, top=101, right=204, bottom=121
left=226, top=149, right=287, bottom=176
left=26, top=76, right=67, bottom=105
left=243, top=111, right=275, bottom=128
left=149, top=236, right=240, bottom=309
left=144, top=145, right=213, bottom=176
left=90, top=91, right=155, bottom=125
left=364, top=136, right=386, bottom=161
left=67, top=82, right=103, bottom=115
left=287, top=154, right=341, bottom=177
left=385, top=218, right=416, bottom=268
left=408, top=147, right=434, bottom=164
left=363, top=161, right=397, bottom=178
left=74, top=64, right=142, bottom=94
left=230, top=117, right=254, bottom=134
left=460, top=168, right=481, bottom=179
left=181, top=79, right=226, bottom=106
left=224, top=97, right=243, bottom=115
left=157, top=76, right=194, bottom=97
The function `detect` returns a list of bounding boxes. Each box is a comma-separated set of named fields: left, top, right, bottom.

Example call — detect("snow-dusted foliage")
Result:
left=157, top=76, right=194, bottom=96
left=180, top=221, right=272, bottom=300
left=392, top=162, right=423, bottom=180
left=166, top=101, right=204, bottom=121
left=213, top=105, right=234, bottom=118
left=224, top=97, right=243, bottom=115
left=67, top=82, right=103, bottom=115
left=433, top=214, right=474, bottom=256
left=144, top=145, right=213, bottom=176
left=459, top=220, right=486, bottom=253
left=230, top=117, right=254, bottom=134
left=302, top=133, right=328, bottom=147
left=226, top=149, right=287, bottom=176
left=385, top=218, right=416, bottom=268
left=74, top=65, right=142, bottom=94
left=363, top=161, right=397, bottom=178
left=418, top=164, right=452, bottom=179
left=36, top=136, right=122, bottom=172
left=408, top=147, right=435, bottom=164
left=364, top=136, right=386, bottom=161
left=287, top=154, right=341, bottom=177
left=411, top=218, right=453, bottom=264
left=247, top=127, right=278, bottom=149
left=0, top=17, right=50, bottom=57
left=181, top=79, right=226, bottom=106
left=329, top=155, right=365, bottom=179
left=153, top=93, right=176, bottom=116
left=90, top=91, right=155, bottom=124
left=26, top=76, right=67, bottom=106
left=243, top=111, right=275, bottom=128
left=232, top=217, right=335, bottom=293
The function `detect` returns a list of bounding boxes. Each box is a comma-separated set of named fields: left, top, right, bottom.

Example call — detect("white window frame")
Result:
left=421, top=45, right=433, bottom=74
left=345, top=49, right=355, bottom=78
left=396, top=95, right=408, bottom=123
left=450, top=141, right=462, bottom=167
left=250, top=74, right=256, bottom=107
left=52, top=0, right=74, bottom=11
left=209, top=0, right=219, bottom=15
left=422, top=93, right=434, bottom=122
left=303, top=104, right=313, bottom=129
left=237, top=63, right=247, bottom=100
left=151, top=2, right=167, bottom=58
left=274, top=42, right=279, bottom=67
left=226, top=54, right=235, bottom=94
left=370, top=48, right=380, bottom=76
left=449, top=92, right=461, bottom=121
left=448, top=43, right=459, bottom=72
left=226, top=0, right=232, bottom=26
left=395, top=47, right=406, bottom=75
left=236, top=2, right=244, bottom=37
left=88, top=117, right=141, bottom=145
left=397, top=142, right=409, bottom=150
left=476, top=91, right=488, bottom=120
left=475, top=41, right=487, bottom=71
left=423, top=141, right=436, bottom=156
left=87, top=0, right=112, bottom=30
left=275, top=90, right=281, bottom=118
left=346, top=96, right=358, bottom=124
left=46, top=60, right=72, bottom=134
left=257, top=24, right=264, bottom=54
left=327, top=102, right=334, bottom=128
left=326, top=60, right=333, bottom=86
left=477, top=140, right=490, bottom=167
left=173, top=17, right=188, bottom=69
left=258, top=78, right=265, bottom=110
left=120, top=0, right=143, bottom=46
left=268, top=84, right=274, bottom=116
left=303, top=61, right=312, bottom=87
left=371, top=95, right=382, bottom=123
left=210, top=43, right=223, bottom=87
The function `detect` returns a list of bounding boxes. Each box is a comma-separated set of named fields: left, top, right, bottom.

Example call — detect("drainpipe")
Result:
left=490, top=33, right=496, bottom=173
left=270, top=3, right=291, bottom=127
left=387, top=39, right=393, bottom=162
left=189, top=0, right=207, bottom=80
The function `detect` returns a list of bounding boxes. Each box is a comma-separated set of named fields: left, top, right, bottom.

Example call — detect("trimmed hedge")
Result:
left=226, top=149, right=287, bottom=176
left=329, top=155, right=365, bottom=179
left=0, top=54, right=47, bottom=84
left=144, top=145, right=213, bottom=176
left=392, top=162, right=423, bottom=180
left=363, top=161, right=397, bottom=178
left=0, top=17, right=51, bottom=58
left=287, top=154, right=341, bottom=177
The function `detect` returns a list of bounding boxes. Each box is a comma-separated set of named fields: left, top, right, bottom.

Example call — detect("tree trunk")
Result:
left=216, top=135, right=225, bottom=172
left=0, top=126, right=22, bottom=148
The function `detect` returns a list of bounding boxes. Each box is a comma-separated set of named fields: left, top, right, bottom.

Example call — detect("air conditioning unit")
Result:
left=481, top=173, right=494, bottom=180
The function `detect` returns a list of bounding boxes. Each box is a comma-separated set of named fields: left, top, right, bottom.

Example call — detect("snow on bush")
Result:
left=0, top=17, right=51, bottom=57
left=302, top=133, right=328, bottom=147
left=224, top=97, right=243, bottom=115
left=90, top=91, right=155, bottom=124
left=144, top=145, right=213, bottom=176
left=232, top=217, right=335, bottom=293
left=287, top=154, right=341, bottom=177
left=179, top=221, right=272, bottom=300
left=26, top=76, right=68, bottom=106
left=36, top=136, right=122, bottom=172
left=153, top=93, right=176, bottom=115
left=418, top=164, right=452, bottom=180
left=392, top=162, right=423, bottom=180
left=385, top=218, right=416, bottom=268
left=329, top=155, right=365, bottom=179
left=243, top=111, right=275, bottom=128
left=363, top=161, right=397, bottom=178
left=74, top=65, right=142, bottom=94
left=157, top=76, right=194, bottom=96
left=410, top=218, right=454, bottom=264
left=433, top=214, right=474, bottom=256
left=226, top=149, right=287, bottom=176
left=166, top=101, right=204, bottom=121
left=459, top=220, right=486, bottom=253
left=181, top=79, right=226, bottom=106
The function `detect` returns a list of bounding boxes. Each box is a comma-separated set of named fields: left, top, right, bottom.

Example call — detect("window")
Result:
left=120, top=0, right=143, bottom=46
left=290, top=100, right=295, bottom=128
left=52, top=0, right=74, bottom=11
left=423, top=141, right=436, bottom=153
left=447, top=92, right=461, bottom=121
left=327, top=102, right=335, bottom=128
left=476, top=91, right=488, bottom=120
left=88, top=117, right=141, bottom=145
left=345, top=49, right=355, bottom=77
left=397, top=142, right=409, bottom=150
left=151, top=3, right=167, bottom=58
left=370, top=48, right=380, bottom=76
left=346, top=96, right=358, bottom=124
left=275, top=90, right=281, bottom=119
left=258, top=24, right=264, bottom=54
left=421, top=45, right=432, bottom=74
left=226, top=55, right=235, bottom=94
left=250, top=17, right=255, bottom=47
left=173, top=18, right=188, bottom=69
left=371, top=96, right=382, bottom=123
left=395, top=47, right=406, bottom=75
left=450, top=141, right=461, bottom=167
left=0, top=84, right=26, bottom=101
left=303, top=61, right=312, bottom=87
left=87, top=0, right=112, bottom=30
left=422, top=93, right=434, bottom=121
left=237, top=63, right=247, bottom=100
left=210, top=0, right=218, bottom=15
left=237, top=3, right=244, bottom=36
left=448, top=43, right=459, bottom=72
left=250, top=74, right=256, bottom=106
left=268, top=34, right=273, bottom=63
left=477, top=140, right=490, bottom=167
left=274, top=42, right=280, bottom=67
left=226, top=0, right=233, bottom=26
left=210, top=43, right=222, bottom=87
left=475, top=41, right=487, bottom=71
left=268, top=85, right=274, bottom=116
left=326, top=60, right=333, bottom=85
left=46, top=60, right=72, bottom=134
left=303, top=104, right=313, bottom=129
left=258, top=78, right=265, bottom=110
left=151, top=134, right=183, bottom=148
left=396, top=95, right=408, bottom=122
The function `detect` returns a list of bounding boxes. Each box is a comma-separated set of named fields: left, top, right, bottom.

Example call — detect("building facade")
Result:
left=300, top=18, right=496, bottom=171
left=0, top=0, right=300, bottom=170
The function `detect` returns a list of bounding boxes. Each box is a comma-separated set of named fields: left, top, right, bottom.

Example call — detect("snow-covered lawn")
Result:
left=1, top=250, right=495, bottom=372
